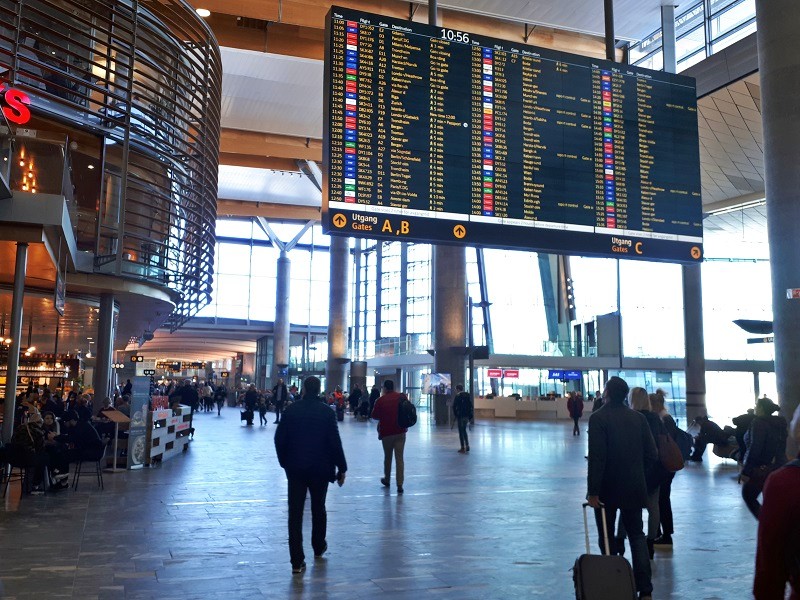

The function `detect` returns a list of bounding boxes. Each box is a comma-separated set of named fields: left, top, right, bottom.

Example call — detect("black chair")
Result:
left=1, top=444, right=47, bottom=497
left=72, top=442, right=106, bottom=491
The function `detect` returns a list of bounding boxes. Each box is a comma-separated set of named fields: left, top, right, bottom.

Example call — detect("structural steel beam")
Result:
left=220, top=129, right=322, bottom=162
left=217, top=199, right=321, bottom=222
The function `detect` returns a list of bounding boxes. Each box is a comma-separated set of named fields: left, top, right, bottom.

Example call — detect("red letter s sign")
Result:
left=3, top=88, right=31, bottom=125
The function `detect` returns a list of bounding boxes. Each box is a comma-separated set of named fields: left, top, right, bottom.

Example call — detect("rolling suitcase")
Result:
left=573, top=503, right=637, bottom=600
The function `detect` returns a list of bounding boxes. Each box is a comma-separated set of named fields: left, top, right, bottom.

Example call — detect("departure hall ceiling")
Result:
left=131, top=0, right=768, bottom=360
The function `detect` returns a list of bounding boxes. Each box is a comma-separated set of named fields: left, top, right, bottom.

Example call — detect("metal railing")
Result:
left=0, top=0, right=221, bottom=330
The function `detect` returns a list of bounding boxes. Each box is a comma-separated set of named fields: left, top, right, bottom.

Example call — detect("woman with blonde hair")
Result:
left=650, top=390, right=678, bottom=548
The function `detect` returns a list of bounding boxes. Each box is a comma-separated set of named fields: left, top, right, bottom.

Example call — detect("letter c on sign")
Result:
left=634, top=242, right=643, bottom=255
left=3, top=89, right=31, bottom=125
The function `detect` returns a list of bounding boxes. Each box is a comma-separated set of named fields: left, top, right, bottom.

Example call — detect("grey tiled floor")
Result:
left=0, top=408, right=757, bottom=599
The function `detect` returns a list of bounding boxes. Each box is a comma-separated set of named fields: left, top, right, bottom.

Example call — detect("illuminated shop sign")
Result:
left=0, top=84, right=31, bottom=125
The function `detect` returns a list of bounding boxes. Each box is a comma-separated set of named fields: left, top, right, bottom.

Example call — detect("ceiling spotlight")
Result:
left=88, top=164, right=95, bottom=170
left=196, top=8, right=211, bottom=17
left=27, top=346, right=36, bottom=352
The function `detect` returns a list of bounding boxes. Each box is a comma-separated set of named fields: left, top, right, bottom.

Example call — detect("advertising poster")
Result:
left=127, top=376, right=150, bottom=469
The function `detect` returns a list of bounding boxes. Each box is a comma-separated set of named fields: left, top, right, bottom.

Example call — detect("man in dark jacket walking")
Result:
left=742, top=397, right=787, bottom=518
left=274, top=376, right=347, bottom=575
left=273, top=378, right=289, bottom=423
left=587, top=376, right=658, bottom=600
left=452, top=384, right=473, bottom=453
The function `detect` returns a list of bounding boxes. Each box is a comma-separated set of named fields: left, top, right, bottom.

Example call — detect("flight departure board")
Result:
left=322, top=7, right=704, bottom=263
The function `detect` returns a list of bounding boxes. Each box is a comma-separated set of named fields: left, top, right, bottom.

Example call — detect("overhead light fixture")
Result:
left=88, top=164, right=95, bottom=170
left=196, top=8, right=211, bottom=17
left=27, top=346, right=36, bottom=352
left=705, top=198, right=766, bottom=217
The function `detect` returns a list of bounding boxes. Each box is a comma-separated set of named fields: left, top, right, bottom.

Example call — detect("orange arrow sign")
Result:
left=332, top=214, right=347, bottom=228
left=453, top=224, right=466, bottom=239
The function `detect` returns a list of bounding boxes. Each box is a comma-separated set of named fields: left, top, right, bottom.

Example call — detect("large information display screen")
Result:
left=323, top=7, right=704, bottom=262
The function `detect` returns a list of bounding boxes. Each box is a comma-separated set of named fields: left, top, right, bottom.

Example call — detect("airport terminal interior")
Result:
left=0, top=0, right=798, bottom=598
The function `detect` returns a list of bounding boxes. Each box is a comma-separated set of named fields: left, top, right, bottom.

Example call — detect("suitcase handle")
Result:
left=582, top=502, right=611, bottom=557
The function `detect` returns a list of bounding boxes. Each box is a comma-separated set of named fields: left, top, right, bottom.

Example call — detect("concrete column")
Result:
left=93, top=293, right=116, bottom=414
left=659, top=2, right=708, bottom=423
left=326, top=236, right=350, bottom=393
left=272, top=250, right=291, bottom=385
left=432, top=245, right=466, bottom=426
left=757, top=0, right=800, bottom=456
left=661, top=5, right=677, bottom=74
left=1, top=242, right=27, bottom=442
left=682, top=265, right=706, bottom=422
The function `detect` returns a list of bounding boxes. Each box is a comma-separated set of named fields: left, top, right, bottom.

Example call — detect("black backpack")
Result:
left=397, top=394, right=417, bottom=428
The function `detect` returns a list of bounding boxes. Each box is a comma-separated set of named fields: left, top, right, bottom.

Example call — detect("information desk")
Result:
left=324, top=7, right=703, bottom=263
left=146, top=405, right=192, bottom=465
left=474, top=396, right=595, bottom=420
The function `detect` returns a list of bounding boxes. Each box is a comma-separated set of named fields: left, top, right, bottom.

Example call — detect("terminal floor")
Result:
left=0, top=409, right=758, bottom=599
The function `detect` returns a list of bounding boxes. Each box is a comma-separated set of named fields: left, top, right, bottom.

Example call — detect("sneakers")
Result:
left=380, top=477, right=389, bottom=487
left=397, top=486, right=404, bottom=494
left=458, top=448, right=466, bottom=453
left=314, top=542, right=328, bottom=559
left=291, top=562, right=306, bottom=574
left=654, top=534, right=673, bottom=546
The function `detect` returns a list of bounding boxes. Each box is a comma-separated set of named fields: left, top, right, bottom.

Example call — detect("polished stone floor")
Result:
left=0, top=408, right=758, bottom=599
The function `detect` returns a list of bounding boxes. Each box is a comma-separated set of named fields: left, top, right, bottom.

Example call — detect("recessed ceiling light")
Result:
left=196, top=8, right=211, bottom=17
left=88, top=164, right=95, bottom=169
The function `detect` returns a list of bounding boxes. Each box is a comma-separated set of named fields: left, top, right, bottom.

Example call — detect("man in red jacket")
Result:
left=371, top=379, right=408, bottom=494
left=754, top=404, right=800, bottom=599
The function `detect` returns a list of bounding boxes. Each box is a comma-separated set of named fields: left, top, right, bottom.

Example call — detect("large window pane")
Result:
left=710, top=0, right=755, bottom=39
left=676, top=2, right=705, bottom=37
left=620, top=261, right=685, bottom=358
left=711, top=21, right=756, bottom=53
left=249, top=277, right=277, bottom=321
left=483, top=249, right=546, bottom=354
left=676, top=26, right=706, bottom=63
left=216, top=219, right=255, bottom=239
left=215, top=274, right=250, bottom=318
left=629, top=30, right=662, bottom=63
left=702, top=261, right=773, bottom=360
left=217, top=243, right=252, bottom=276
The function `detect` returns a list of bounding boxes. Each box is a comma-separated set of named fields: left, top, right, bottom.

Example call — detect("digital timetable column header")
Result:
left=322, top=6, right=704, bottom=263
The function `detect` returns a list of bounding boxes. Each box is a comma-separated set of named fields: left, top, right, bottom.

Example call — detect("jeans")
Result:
left=457, top=417, right=470, bottom=448
left=572, top=417, right=580, bottom=435
left=659, top=473, right=675, bottom=535
left=742, top=465, right=777, bottom=519
left=287, top=475, right=329, bottom=567
left=595, top=505, right=652, bottom=596
left=618, top=488, right=660, bottom=541
left=381, top=433, right=406, bottom=487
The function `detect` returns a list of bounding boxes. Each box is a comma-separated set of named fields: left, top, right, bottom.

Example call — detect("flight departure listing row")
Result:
left=322, top=6, right=704, bottom=263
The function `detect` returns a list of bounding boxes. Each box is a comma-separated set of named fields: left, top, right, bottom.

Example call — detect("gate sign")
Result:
left=503, top=369, right=520, bottom=379
left=487, top=368, right=503, bottom=378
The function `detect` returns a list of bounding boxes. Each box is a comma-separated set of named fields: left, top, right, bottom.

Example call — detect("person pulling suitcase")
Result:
left=573, top=503, right=636, bottom=599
